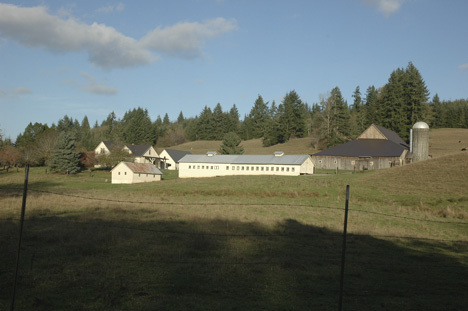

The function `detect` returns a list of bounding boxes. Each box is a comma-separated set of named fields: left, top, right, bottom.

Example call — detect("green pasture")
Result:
left=0, top=157, right=467, bottom=310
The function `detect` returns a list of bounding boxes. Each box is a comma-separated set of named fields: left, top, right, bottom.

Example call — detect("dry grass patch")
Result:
left=158, top=137, right=318, bottom=155
left=429, top=128, right=468, bottom=158
left=362, top=152, right=468, bottom=197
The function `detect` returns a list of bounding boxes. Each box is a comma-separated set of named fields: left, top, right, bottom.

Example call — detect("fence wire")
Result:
left=1, top=186, right=467, bottom=310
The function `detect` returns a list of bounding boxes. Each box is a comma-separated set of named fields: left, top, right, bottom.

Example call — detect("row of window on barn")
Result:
left=187, top=165, right=296, bottom=172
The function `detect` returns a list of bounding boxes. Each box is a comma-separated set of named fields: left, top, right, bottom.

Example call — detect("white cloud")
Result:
left=363, top=0, right=404, bottom=17
left=0, top=86, right=32, bottom=97
left=96, top=3, right=125, bottom=14
left=140, top=17, right=238, bottom=58
left=13, top=87, right=33, bottom=95
left=0, top=4, right=237, bottom=69
left=460, top=64, right=468, bottom=71
left=0, top=4, right=152, bottom=69
left=81, top=73, right=117, bottom=95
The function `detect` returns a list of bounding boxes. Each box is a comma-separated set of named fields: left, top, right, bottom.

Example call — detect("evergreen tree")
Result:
left=177, top=111, right=185, bottom=123
left=262, top=100, right=285, bottom=147
left=49, top=132, right=81, bottom=174
left=218, top=132, right=244, bottom=154
left=101, top=112, right=120, bottom=141
left=327, top=87, right=351, bottom=147
left=226, top=104, right=240, bottom=134
left=278, top=90, right=306, bottom=139
left=56, top=115, right=74, bottom=132
left=364, top=85, right=380, bottom=128
left=184, top=117, right=199, bottom=141
left=80, top=115, right=94, bottom=151
left=196, top=106, right=215, bottom=140
left=403, top=62, right=430, bottom=134
left=247, top=95, right=269, bottom=139
left=163, top=113, right=170, bottom=126
left=380, top=68, right=406, bottom=136
left=429, top=94, right=442, bottom=127
left=379, top=62, right=430, bottom=141
left=350, top=86, right=366, bottom=135
left=212, top=103, right=227, bottom=139
left=121, top=108, right=154, bottom=144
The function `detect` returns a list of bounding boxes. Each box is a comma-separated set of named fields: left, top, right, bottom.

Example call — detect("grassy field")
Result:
left=1, top=128, right=467, bottom=310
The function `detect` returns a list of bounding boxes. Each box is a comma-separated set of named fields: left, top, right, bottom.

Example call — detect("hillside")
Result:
left=365, top=152, right=468, bottom=196
left=157, top=137, right=318, bottom=155
left=157, top=128, right=468, bottom=157
left=429, top=128, right=468, bottom=158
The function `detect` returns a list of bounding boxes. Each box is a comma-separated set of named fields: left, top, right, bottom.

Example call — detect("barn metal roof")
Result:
left=179, top=154, right=311, bottom=165
left=372, top=125, right=408, bottom=146
left=312, top=139, right=407, bottom=157
left=114, top=162, right=162, bottom=174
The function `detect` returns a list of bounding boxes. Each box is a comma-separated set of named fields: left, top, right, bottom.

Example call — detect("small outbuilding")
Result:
left=111, top=162, right=162, bottom=184
left=159, top=149, right=192, bottom=170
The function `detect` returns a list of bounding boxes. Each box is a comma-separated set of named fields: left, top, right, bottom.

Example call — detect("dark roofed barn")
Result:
left=311, top=124, right=410, bottom=170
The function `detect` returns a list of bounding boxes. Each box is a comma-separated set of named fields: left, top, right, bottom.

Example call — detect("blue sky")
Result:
left=0, top=0, right=467, bottom=141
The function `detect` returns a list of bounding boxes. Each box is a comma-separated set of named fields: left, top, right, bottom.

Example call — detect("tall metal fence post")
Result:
left=10, top=165, right=30, bottom=311
left=338, top=185, right=350, bottom=311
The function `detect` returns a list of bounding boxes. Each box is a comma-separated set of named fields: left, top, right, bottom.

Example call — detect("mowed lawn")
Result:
left=1, top=128, right=467, bottom=310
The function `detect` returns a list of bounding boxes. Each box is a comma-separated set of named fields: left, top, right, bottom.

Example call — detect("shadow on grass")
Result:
left=0, top=211, right=467, bottom=311
left=0, top=182, right=62, bottom=199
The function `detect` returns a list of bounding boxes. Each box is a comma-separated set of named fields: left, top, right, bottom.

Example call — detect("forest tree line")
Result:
left=1, top=62, right=468, bottom=170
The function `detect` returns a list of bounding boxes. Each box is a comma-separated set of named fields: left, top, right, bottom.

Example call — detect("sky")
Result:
left=0, top=0, right=467, bottom=141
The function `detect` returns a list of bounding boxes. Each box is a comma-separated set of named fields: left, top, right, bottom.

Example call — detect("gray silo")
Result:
left=412, top=121, right=429, bottom=162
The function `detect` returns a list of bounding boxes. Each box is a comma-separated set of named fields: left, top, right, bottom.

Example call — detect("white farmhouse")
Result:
left=178, top=152, right=314, bottom=178
left=94, top=141, right=122, bottom=156
left=111, top=162, right=162, bottom=184
left=123, top=144, right=159, bottom=165
left=159, top=149, right=192, bottom=170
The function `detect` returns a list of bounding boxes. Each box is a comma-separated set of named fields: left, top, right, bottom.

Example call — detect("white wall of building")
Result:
left=111, top=162, right=162, bottom=184
left=179, top=157, right=314, bottom=178
left=159, top=150, right=177, bottom=170
left=94, top=141, right=110, bottom=155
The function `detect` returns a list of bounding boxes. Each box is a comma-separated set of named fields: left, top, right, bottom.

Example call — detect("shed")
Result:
left=111, top=162, right=162, bottom=184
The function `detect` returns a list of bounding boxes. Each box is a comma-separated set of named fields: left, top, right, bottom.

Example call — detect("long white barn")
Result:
left=178, top=152, right=314, bottom=178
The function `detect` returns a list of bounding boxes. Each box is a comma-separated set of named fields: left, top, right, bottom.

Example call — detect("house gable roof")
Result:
left=101, top=141, right=122, bottom=151
left=126, top=145, right=152, bottom=157
left=163, top=149, right=192, bottom=163
left=112, top=162, right=162, bottom=175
